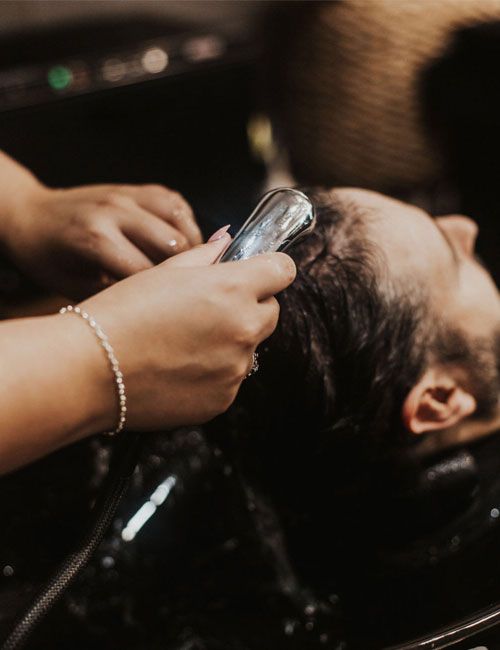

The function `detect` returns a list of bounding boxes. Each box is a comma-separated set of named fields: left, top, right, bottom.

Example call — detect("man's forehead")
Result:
left=330, top=187, right=453, bottom=279
left=331, top=187, right=426, bottom=219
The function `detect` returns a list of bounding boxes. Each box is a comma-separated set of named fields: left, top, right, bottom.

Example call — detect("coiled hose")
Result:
left=1, top=431, right=141, bottom=650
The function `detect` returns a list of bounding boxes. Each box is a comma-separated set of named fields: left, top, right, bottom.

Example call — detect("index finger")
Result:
left=122, top=185, right=202, bottom=246
left=226, top=252, right=296, bottom=301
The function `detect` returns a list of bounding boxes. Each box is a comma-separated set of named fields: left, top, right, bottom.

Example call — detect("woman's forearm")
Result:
left=0, top=236, right=295, bottom=475
left=0, top=150, right=43, bottom=246
left=0, top=313, right=114, bottom=474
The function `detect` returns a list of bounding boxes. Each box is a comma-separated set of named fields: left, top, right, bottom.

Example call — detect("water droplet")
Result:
left=189, top=456, right=202, bottom=471
left=491, top=508, right=500, bottom=519
left=451, top=535, right=460, bottom=547
left=329, top=593, right=340, bottom=605
left=101, top=555, right=115, bottom=569
left=283, top=619, right=297, bottom=636
left=304, top=604, right=316, bottom=616
left=305, top=621, right=314, bottom=631
left=320, top=633, right=329, bottom=644
left=223, top=537, right=239, bottom=552
left=188, top=430, right=202, bottom=445
left=2, top=565, right=14, bottom=577
left=223, top=465, right=233, bottom=477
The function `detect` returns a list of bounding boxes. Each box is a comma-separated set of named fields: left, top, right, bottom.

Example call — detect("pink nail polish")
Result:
left=208, top=224, right=231, bottom=242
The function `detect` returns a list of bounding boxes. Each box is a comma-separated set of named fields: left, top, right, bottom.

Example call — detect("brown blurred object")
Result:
left=276, top=0, right=500, bottom=191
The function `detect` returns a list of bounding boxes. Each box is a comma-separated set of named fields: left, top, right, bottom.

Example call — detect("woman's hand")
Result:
left=0, top=232, right=295, bottom=473
left=79, top=232, right=296, bottom=430
left=1, top=172, right=202, bottom=299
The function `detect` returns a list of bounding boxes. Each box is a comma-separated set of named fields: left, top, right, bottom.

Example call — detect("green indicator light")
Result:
left=47, top=65, right=73, bottom=91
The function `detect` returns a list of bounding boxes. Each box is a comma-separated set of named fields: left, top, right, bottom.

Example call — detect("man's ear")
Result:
left=402, top=367, right=477, bottom=434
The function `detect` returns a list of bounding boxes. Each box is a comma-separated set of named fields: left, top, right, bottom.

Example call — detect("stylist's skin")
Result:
left=0, top=152, right=296, bottom=474
left=0, top=151, right=203, bottom=299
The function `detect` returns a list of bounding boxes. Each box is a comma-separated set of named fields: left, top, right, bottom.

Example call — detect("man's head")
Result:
left=214, top=187, right=500, bottom=591
left=230, top=187, right=500, bottom=466
left=330, top=188, right=500, bottom=449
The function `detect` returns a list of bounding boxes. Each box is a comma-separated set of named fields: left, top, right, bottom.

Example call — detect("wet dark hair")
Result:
left=213, top=188, right=500, bottom=562
left=236, top=192, right=425, bottom=429
left=218, top=189, right=431, bottom=512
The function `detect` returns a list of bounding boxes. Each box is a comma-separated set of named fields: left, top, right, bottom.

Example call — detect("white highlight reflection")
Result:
left=122, top=475, right=176, bottom=542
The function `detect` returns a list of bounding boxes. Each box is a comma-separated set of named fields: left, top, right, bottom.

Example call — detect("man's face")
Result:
left=332, top=188, right=500, bottom=445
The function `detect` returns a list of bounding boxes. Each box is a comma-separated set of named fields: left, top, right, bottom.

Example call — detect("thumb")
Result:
left=162, top=226, right=231, bottom=269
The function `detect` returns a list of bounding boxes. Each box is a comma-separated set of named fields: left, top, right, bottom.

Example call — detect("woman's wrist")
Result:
left=0, top=311, right=118, bottom=473
left=50, top=311, right=118, bottom=441
left=59, top=305, right=127, bottom=436
left=0, top=156, right=47, bottom=252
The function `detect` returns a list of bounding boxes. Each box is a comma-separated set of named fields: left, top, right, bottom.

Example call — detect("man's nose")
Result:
left=436, top=215, right=479, bottom=257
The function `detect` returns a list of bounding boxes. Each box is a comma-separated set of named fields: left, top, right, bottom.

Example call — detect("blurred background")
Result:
left=1, top=1, right=500, bottom=649
left=0, top=0, right=498, bottom=300
left=0, top=0, right=269, bottom=306
left=0, top=0, right=267, bottom=234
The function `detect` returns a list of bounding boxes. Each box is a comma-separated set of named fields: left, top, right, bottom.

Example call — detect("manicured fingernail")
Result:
left=208, top=224, right=231, bottom=242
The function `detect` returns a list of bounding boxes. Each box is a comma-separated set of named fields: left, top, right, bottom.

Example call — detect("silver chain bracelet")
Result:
left=59, top=305, right=126, bottom=436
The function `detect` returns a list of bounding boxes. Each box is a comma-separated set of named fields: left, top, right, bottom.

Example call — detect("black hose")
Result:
left=1, top=431, right=141, bottom=650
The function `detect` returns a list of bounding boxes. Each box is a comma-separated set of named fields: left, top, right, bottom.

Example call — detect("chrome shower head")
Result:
left=219, top=187, right=316, bottom=262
